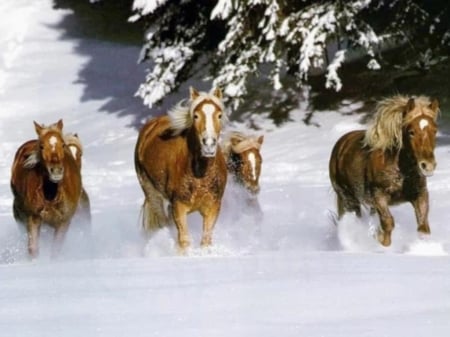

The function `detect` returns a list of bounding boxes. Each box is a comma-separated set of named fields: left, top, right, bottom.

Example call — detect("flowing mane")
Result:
left=64, top=133, right=83, bottom=155
left=222, top=131, right=262, bottom=156
left=23, top=130, right=83, bottom=169
left=363, top=95, right=439, bottom=151
left=168, top=89, right=227, bottom=135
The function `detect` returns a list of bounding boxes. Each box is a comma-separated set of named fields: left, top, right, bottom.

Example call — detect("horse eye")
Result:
left=408, top=130, right=415, bottom=137
left=218, top=114, right=222, bottom=119
left=194, top=114, right=199, bottom=120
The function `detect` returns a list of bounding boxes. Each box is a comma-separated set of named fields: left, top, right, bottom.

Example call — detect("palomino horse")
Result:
left=64, top=133, right=91, bottom=226
left=329, top=95, right=439, bottom=246
left=10, top=120, right=82, bottom=257
left=222, top=131, right=264, bottom=215
left=135, top=87, right=228, bottom=252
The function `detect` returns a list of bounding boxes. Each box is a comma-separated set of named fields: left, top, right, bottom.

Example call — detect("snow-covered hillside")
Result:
left=1, top=1, right=450, bottom=336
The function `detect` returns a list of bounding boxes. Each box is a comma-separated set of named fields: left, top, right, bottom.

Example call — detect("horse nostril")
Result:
left=420, top=162, right=427, bottom=170
left=202, top=138, right=217, bottom=147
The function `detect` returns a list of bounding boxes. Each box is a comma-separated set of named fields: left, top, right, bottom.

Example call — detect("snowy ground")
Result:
left=1, top=1, right=450, bottom=336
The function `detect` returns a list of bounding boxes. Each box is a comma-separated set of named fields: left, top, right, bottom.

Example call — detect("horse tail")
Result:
left=138, top=178, right=170, bottom=233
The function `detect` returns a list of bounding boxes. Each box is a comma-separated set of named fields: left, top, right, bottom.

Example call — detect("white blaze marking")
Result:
left=69, top=145, right=78, bottom=158
left=49, top=136, right=58, bottom=151
left=248, top=152, right=256, bottom=180
left=202, top=103, right=217, bottom=142
left=419, top=119, right=429, bottom=130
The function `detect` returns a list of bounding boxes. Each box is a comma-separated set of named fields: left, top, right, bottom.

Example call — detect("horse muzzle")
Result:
left=201, top=137, right=218, bottom=158
left=418, top=160, right=436, bottom=177
left=48, top=167, right=64, bottom=182
left=201, top=147, right=217, bottom=158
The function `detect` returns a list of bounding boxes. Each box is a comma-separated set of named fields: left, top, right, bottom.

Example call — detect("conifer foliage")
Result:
left=130, top=0, right=449, bottom=109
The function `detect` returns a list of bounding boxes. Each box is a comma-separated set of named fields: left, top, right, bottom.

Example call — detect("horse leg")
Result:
left=26, top=216, right=41, bottom=258
left=336, top=194, right=345, bottom=219
left=171, top=201, right=190, bottom=253
left=200, top=205, right=220, bottom=248
left=411, top=191, right=430, bottom=236
left=373, top=193, right=394, bottom=246
left=52, top=221, right=70, bottom=258
left=139, top=177, right=169, bottom=233
left=337, top=193, right=361, bottom=219
left=79, top=188, right=92, bottom=226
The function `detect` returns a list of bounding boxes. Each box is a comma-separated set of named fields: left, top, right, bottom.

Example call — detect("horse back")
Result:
left=11, top=140, right=40, bottom=199
left=329, top=130, right=367, bottom=197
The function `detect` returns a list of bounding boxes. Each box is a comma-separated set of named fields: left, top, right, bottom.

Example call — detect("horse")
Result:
left=10, top=120, right=82, bottom=258
left=64, top=133, right=91, bottom=226
left=222, top=131, right=264, bottom=216
left=134, top=87, right=228, bottom=252
left=329, top=95, right=439, bottom=247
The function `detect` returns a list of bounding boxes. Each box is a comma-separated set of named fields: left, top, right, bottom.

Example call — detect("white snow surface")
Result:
left=1, top=1, right=450, bottom=336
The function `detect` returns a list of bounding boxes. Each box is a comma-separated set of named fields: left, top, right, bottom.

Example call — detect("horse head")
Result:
left=403, top=97, right=439, bottom=177
left=34, top=119, right=66, bottom=183
left=64, top=133, right=83, bottom=169
left=189, top=87, right=226, bottom=157
left=227, top=133, right=264, bottom=195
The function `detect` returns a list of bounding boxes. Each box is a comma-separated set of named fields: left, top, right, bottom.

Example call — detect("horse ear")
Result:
left=429, top=98, right=439, bottom=112
left=211, top=87, right=223, bottom=100
left=34, top=121, right=43, bottom=136
left=257, top=135, right=264, bottom=145
left=190, top=87, right=200, bottom=101
left=56, top=119, right=64, bottom=131
left=405, top=98, right=415, bottom=115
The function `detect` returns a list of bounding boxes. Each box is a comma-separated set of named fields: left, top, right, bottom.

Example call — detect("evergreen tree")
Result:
left=130, top=0, right=449, bottom=110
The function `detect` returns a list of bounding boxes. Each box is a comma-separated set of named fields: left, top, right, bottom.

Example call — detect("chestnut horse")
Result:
left=222, top=131, right=264, bottom=214
left=64, top=133, right=91, bottom=226
left=10, top=120, right=82, bottom=257
left=329, top=95, right=439, bottom=246
left=135, top=87, right=228, bottom=252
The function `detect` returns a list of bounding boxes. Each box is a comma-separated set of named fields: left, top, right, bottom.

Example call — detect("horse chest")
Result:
left=177, top=173, right=225, bottom=205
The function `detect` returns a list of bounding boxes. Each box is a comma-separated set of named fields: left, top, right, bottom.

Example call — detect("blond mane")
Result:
left=23, top=131, right=80, bottom=169
left=168, top=89, right=227, bottom=135
left=222, top=131, right=262, bottom=157
left=64, top=133, right=83, bottom=154
left=363, top=95, right=439, bottom=151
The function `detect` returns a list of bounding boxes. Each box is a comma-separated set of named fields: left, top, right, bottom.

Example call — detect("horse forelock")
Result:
left=363, top=95, right=437, bottom=151
left=222, top=132, right=260, bottom=156
left=231, top=137, right=262, bottom=153
left=64, top=133, right=83, bottom=155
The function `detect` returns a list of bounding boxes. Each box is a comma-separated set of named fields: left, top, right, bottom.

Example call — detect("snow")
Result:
left=1, top=1, right=450, bottom=336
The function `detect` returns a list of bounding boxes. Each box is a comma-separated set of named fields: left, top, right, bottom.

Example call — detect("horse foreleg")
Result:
left=172, top=202, right=190, bottom=253
left=52, top=221, right=70, bottom=258
left=200, top=206, right=220, bottom=248
left=373, top=193, right=394, bottom=246
left=411, top=191, right=430, bottom=236
left=27, top=216, right=41, bottom=258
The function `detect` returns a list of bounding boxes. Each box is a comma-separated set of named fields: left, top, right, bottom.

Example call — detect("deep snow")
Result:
left=1, top=1, right=450, bottom=336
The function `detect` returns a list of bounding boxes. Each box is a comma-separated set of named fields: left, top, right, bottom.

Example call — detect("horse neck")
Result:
left=398, top=141, right=421, bottom=178
left=186, top=128, right=216, bottom=178
left=227, top=152, right=243, bottom=184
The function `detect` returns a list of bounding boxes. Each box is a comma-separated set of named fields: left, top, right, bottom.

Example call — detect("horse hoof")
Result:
left=177, top=241, right=190, bottom=255
left=377, top=231, right=391, bottom=247
left=200, top=238, right=212, bottom=248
